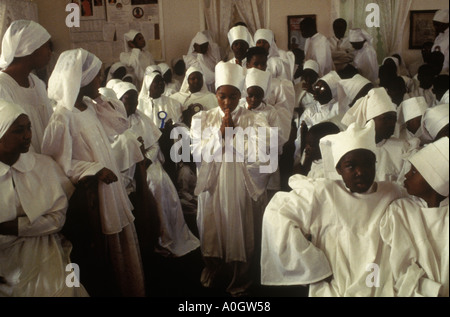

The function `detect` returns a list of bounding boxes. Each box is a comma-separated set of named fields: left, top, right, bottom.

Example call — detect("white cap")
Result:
left=421, top=103, right=449, bottom=141
left=158, top=62, right=170, bottom=75
left=215, top=61, right=245, bottom=91
left=303, top=59, right=319, bottom=74
left=320, top=71, right=341, bottom=100
left=409, top=137, right=449, bottom=196
left=227, top=25, right=254, bottom=47
left=112, top=81, right=138, bottom=100
left=123, top=29, right=141, bottom=52
left=0, top=99, right=27, bottom=139
left=433, top=9, right=449, bottom=23
left=320, top=120, right=377, bottom=170
left=337, top=74, right=371, bottom=110
left=398, top=96, right=428, bottom=124
left=245, top=67, right=271, bottom=97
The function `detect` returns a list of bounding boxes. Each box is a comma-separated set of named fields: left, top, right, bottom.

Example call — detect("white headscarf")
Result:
left=303, top=59, right=319, bottom=75
left=179, top=66, right=208, bottom=94
left=433, top=9, right=449, bottom=23
left=421, top=103, right=449, bottom=141
left=320, top=71, right=341, bottom=100
left=123, top=29, right=141, bottom=53
left=138, top=71, right=161, bottom=100
left=48, top=48, right=102, bottom=111
left=227, top=25, right=254, bottom=47
left=245, top=67, right=271, bottom=98
left=0, top=20, right=51, bottom=69
left=337, top=74, right=371, bottom=110
left=113, top=81, right=138, bottom=100
left=106, top=61, right=127, bottom=82
left=158, top=62, right=170, bottom=76
left=0, top=99, right=27, bottom=139
left=398, top=96, right=428, bottom=124
left=254, top=28, right=280, bottom=58
left=187, top=31, right=210, bottom=54
left=409, top=137, right=449, bottom=197
left=341, top=87, right=396, bottom=127
left=215, top=61, right=245, bottom=92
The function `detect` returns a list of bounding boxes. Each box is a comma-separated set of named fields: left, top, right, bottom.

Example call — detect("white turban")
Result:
left=303, top=59, right=319, bottom=74
left=341, top=87, right=396, bottom=127
left=48, top=48, right=102, bottom=111
left=106, top=61, right=127, bottom=82
left=320, top=71, right=341, bottom=100
left=113, top=81, right=138, bottom=100
left=0, top=20, right=51, bottom=69
left=349, top=28, right=373, bottom=45
left=433, top=9, right=449, bottom=23
left=179, top=66, right=207, bottom=93
left=398, top=96, right=428, bottom=124
left=123, top=29, right=141, bottom=52
left=254, top=28, right=280, bottom=58
left=0, top=99, right=27, bottom=140
left=144, top=64, right=161, bottom=76
left=337, top=74, right=372, bottom=110
left=227, top=25, right=254, bottom=47
left=421, top=103, right=449, bottom=141
left=245, top=67, right=271, bottom=97
left=320, top=120, right=377, bottom=172
left=409, top=137, right=449, bottom=197
left=215, top=61, right=245, bottom=92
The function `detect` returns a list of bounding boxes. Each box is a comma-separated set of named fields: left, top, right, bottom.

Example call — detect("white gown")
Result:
left=170, top=91, right=218, bottom=111
left=0, top=72, right=53, bottom=154
left=304, top=33, right=334, bottom=77
left=261, top=174, right=406, bottom=296
left=352, top=42, right=378, bottom=84
left=380, top=196, right=449, bottom=297
left=328, top=35, right=354, bottom=71
left=138, top=94, right=183, bottom=128
left=120, top=48, right=155, bottom=89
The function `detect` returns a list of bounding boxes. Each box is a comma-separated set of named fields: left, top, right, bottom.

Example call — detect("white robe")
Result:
left=328, top=35, right=354, bottom=71
left=380, top=196, right=449, bottom=297
left=0, top=72, right=53, bottom=154
left=138, top=94, right=183, bottom=128
left=120, top=48, right=155, bottom=89
left=0, top=152, right=88, bottom=297
left=261, top=174, right=406, bottom=296
left=190, top=106, right=271, bottom=263
left=183, top=43, right=221, bottom=89
left=432, top=28, right=449, bottom=73
left=352, top=42, right=379, bottom=84
left=267, top=56, right=292, bottom=81
left=170, top=91, right=218, bottom=111
left=304, top=33, right=334, bottom=77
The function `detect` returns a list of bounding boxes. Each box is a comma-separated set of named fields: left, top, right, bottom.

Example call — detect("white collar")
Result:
left=0, top=152, right=35, bottom=176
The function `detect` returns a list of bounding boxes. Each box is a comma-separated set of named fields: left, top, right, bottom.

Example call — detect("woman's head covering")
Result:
left=245, top=67, right=271, bottom=98
left=303, top=59, right=319, bottom=75
left=320, top=71, right=341, bottom=100
left=0, top=20, right=51, bottom=69
left=106, top=61, right=127, bottom=82
left=106, top=78, right=122, bottom=89
left=227, top=25, right=254, bottom=47
left=179, top=66, right=208, bottom=94
left=421, top=103, right=449, bottom=141
left=158, top=62, right=171, bottom=76
left=320, top=120, right=377, bottom=172
left=139, top=71, right=162, bottom=100
left=337, top=74, right=371, bottom=110
left=144, top=64, right=161, bottom=76
left=112, top=81, right=138, bottom=100
left=123, top=29, right=141, bottom=52
left=382, top=56, right=400, bottom=69
left=215, top=61, right=245, bottom=92
left=433, top=9, right=449, bottom=23
left=408, top=137, right=449, bottom=197
left=398, top=96, right=428, bottom=124
left=48, top=48, right=102, bottom=111
left=187, top=31, right=210, bottom=54
left=254, top=28, right=280, bottom=58
left=349, top=28, right=373, bottom=45
left=341, top=87, right=396, bottom=127
left=0, top=99, right=27, bottom=140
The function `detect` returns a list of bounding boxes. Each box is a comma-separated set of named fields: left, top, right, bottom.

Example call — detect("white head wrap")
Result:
left=99, top=87, right=118, bottom=100
left=158, top=62, right=170, bottom=75
left=48, top=48, right=102, bottom=111
left=0, top=99, right=27, bottom=139
left=106, top=78, right=122, bottom=89
left=398, top=96, right=428, bottom=124
left=341, top=87, right=396, bottom=127
left=0, top=20, right=51, bottom=69
left=245, top=67, right=271, bottom=97
left=254, top=28, right=280, bottom=58
left=139, top=71, right=162, bottom=100
left=433, top=9, right=449, bottom=23
left=320, top=120, right=377, bottom=173
left=349, top=28, right=373, bottom=45
left=215, top=61, right=245, bottom=92
left=144, top=64, right=161, bottom=76
left=421, top=103, right=449, bottom=141
left=227, top=25, right=254, bottom=47
left=112, top=81, right=138, bottom=100
left=382, top=56, right=399, bottom=69
left=179, top=66, right=208, bottom=94
left=320, top=71, right=341, bottom=100
left=303, top=59, right=319, bottom=74
left=337, top=74, right=372, bottom=110
left=187, top=31, right=210, bottom=55
left=123, top=29, right=141, bottom=52
left=106, top=62, right=127, bottom=82
left=408, top=137, right=449, bottom=197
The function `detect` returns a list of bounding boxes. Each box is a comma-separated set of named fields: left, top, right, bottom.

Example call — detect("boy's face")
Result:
left=216, top=85, right=241, bottom=113
left=313, top=80, right=332, bottom=105
left=406, top=116, right=422, bottom=135
left=231, top=40, right=249, bottom=61
left=188, top=72, right=203, bottom=93
left=246, top=86, right=264, bottom=110
left=336, top=149, right=376, bottom=193
left=372, top=111, right=397, bottom=143
left=120, top=90, right=138, bottom=117
left=149, top=75, right=165, bottom=99
left=302, top=69, right=319, bottom=91
left=133, top=33, right=146, bottom=49
left=255, top=39, right=270, bottom=54
left=304, top=132, right=321, bottom=162
left=404, top=164, right=434, bottom=199
left=246, top=54, right=267, bottom=71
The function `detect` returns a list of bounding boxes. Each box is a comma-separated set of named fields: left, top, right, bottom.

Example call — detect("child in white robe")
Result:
left=158, top=62, right=180, bottom=96
left=293, top=60, right=319, bottom=127
left=0, top=100, right=88, bottom=297
left=41, top=48, right=146, bottom=297
left=349, top=28, right=379, bottom=84
left=227, top=25, right=254, bottom=68
left=191, top=61, right=272, bottom=296
left=380, top=137, right=449, bottom=297
left=397, top=96, right=429, bottom=142
left=420, top=103, right=449, bottom=144
left=0, top=20, right=53, bottom=154
left=112, top=81, right=200, bottom=257
left=261, top=121, right=406, bottom=296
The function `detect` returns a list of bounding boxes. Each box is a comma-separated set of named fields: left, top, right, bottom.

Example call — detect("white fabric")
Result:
left=179, top=66, right=209, bottom=94
left=215, top=61, right=245, bottom=91
left=0, top=20, right=50, bottom=69
left=421, top=103, right=449, bottom=142
left=112, top=81, right=137, bottom=100
left=0, top=97, right=26, bottom=139
left=304, top=32, right=334, bottom=77
left=433, top=9, right=449, bottom=23
left=158, top=62, right=170, bottom=75
left=303, top=59, right=319, bottom=74
left=0, top=72, right=53, bottom=154
left=337, top=74, right=371, bottom=111
left=351, top=41, right=378, bottom=83
left=227, top=25, right=254, bottom=47
left=382, top=56, right=399, bottom=69
left=106, top=62, right=127, bottom=82
left=261, top=174, right=405, bottom=296
left=0, top=151, right=89, bottom=297
left=120, top=45, right=155, bottom=89
left=245, top=67, right=271, bottom=96
left=328, top=35, right=354, bottom=71
left=432, top=28, right=449, bottom=74
left=138, top=93, right=183, bottom=127
left=123, top=29, right=140, bottom=53
left=320, top=70, right=341, bottom=100
left=42, top=95, right=134, bottom=235
left=170, top=91, right=218, bottom=112
left=48, top=48, right=102, bottom=112
left=398, top=96, right=428, bottom=124
left=349, top=28, right=372, bottom=44
left=409, top=137, right=449, bottom=197
left=380, top=196, right=449, bottom=296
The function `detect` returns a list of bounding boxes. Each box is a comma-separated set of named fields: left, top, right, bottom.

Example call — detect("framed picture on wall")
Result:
left=409, top=10, right=437, bottom=49
left=287, top=14, right=316, bottom=51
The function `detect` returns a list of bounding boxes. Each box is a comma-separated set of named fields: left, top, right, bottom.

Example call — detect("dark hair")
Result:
left=433, top=74, right=450, bottom=92
left=333, top=18, right=347, bottom=28
left=308, top=121, right=340, bottom=140
left=246, top=46, right=268, bottom=61
left=234, top=21, right=248, bottom=28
